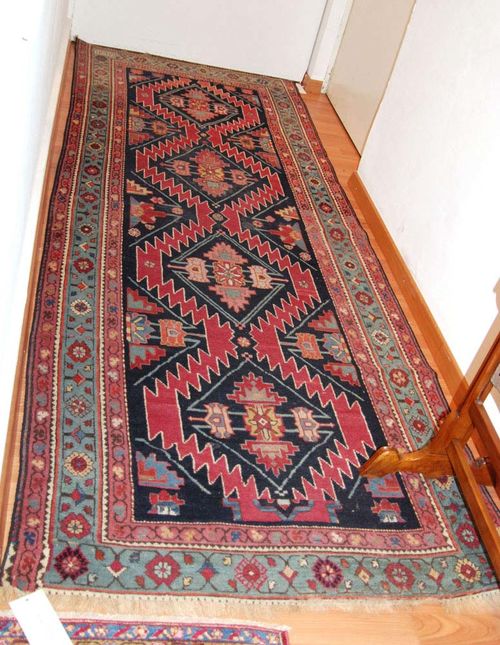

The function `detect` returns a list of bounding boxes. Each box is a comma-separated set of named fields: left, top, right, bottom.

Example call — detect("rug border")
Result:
left=0, top=41, right=80, bottom=573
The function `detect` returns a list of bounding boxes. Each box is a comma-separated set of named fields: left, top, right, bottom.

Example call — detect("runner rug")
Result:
left=0, top=615, right=289, bottom=644
left=1, top=40, right=497, bottom=606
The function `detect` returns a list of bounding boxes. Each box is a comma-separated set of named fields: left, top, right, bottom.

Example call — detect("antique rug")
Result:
left=1, top=40, right=497, bottom=606
left=0, top=614, right=289, bottom=643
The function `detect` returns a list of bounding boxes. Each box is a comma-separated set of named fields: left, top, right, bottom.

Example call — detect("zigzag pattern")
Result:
left=136, top=209, right=215, bottom=297
left=197, top=80, right=259, bottom=110
left=208, top=133, right=278, bottom=182
left=143, top=288, right=257, bottom=499
left=206, top=110, right=260, bottom=139
left=136, top=128, right=200, bottom=167
left=299, top=397, right=375, bottom=498
left=222, top=177, right=284, bottom=218
left=128, top=68, right=384, bottom=516
left=163, top=279, right=236, bottom=393
left=136, top=79, right=193, bottom=121
left=134, top=81, right=201, bottom=160
left=252, top=315, right=348, bottom=409
left=223, top=207, right=309, bottom=272
left=146, top=390, right=260, bottom=498
left=144, top=276, right=237, bottom=440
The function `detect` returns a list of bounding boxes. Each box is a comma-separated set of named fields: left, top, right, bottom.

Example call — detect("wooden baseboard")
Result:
left=302, top=73, right=323, bottom=94
left=0, top=41, right=75, bottom=556
left=348, top=171, right=468, bottom=409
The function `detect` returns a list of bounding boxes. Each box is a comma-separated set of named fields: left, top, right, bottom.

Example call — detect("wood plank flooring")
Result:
left=0, top=45, right=498, bottom=643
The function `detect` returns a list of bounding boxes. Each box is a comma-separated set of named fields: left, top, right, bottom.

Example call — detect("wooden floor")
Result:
left=0, top=49, right=499, bottom=643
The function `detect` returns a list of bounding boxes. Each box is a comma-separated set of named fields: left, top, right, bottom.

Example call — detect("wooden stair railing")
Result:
left=360, top=332, right=500, bottom=579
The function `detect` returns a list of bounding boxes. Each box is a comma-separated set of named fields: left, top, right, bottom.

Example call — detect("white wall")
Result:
left=0, top=0, right=72, bottom=468
left=359, top=0, right=500, bottom=380
left=71, top=0, right=326, bottom=81
left=307, top=0, right=353, bottom=89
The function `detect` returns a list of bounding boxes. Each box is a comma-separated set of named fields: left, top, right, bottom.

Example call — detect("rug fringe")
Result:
left=1, top=582, right=498, bottom=617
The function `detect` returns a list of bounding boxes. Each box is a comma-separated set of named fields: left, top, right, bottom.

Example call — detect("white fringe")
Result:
left=1, top=582, right=499, bottom=617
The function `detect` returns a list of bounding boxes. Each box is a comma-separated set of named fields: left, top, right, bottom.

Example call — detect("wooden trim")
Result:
left=302, top=73, right=323, bottom=94
left=348, top=170, right=468, bottom=409
left=0, top=40, right=75, bottom=555
left=470, top=401, right=500, bottom=495
left=448, top=438, right=500, bottom=579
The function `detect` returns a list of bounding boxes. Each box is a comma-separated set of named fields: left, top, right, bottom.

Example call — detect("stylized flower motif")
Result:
left=319, top=201, right=333, bottom=214
left=213, top=260, right=245, bottom=287
left=456, top=523, right=480, bottom=549
left=84, top=164, right=99, bottom=176
left=66, top=395, right=90, bottom=418
left=60, top=513, right=91, bottom=539
left=235, top=557, right=267, bottom=590
left=257, top=129, right=273, bottom=152
left=329, top=227, right=344, bottom=241
left=64, top=452, right=93, bottom=477
left=385, top=563, right=415, bottom=590
left=74, top=258, right=94, bottom=274
left=213, top=103, right=229, bottom=116
left=54, top=546, right=89, bottom=581
left=182, top=88, right=217, bottom=122
left=412, top=419, right=427, bottom=435
left=372, top=330, right=390, bottom=346
left=237, top=134, right=255, bottom=150
left=455, top=558, right=481, bottom=583
left=67, top=340, right=91, bottom=363
left=159, top=319, right=186, bottom=347
left=172, top=160, right=191, bottom=176
left=19, top=552, right=36, bottom=576
left=70, top=299, right=92, bottom=316
left=231, top=169, right=249, bottom=186
left=312, top=558, right=343, bottom=589
left=152, top=120, right=169, bottom=136
left=134, top=626, right=149, bottom=638
left=405, top=533, right=421, bottom=547
left=355, top=291, right=374, bottom=306
left=112, top=464, right=125, bottom=480
left=389, top=368, right=410, bottom=388
left=91, top=118, right=105, bottom=130
left=81, top=191, right=97, bottom=204
left=348, top=534, right=363, bottom=546
left=80, top=224, right=94, bottom=235
left=194, top=149, right=230, bottom=197
left=169, top=96, right=185, bottom=108
left=296, top=332, right=322, bottom=360
left=145, top=555, right=180, bottom=586
left=31, top=457, right=45, bottom=471
left=38, top=359, right=51, bottom=375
